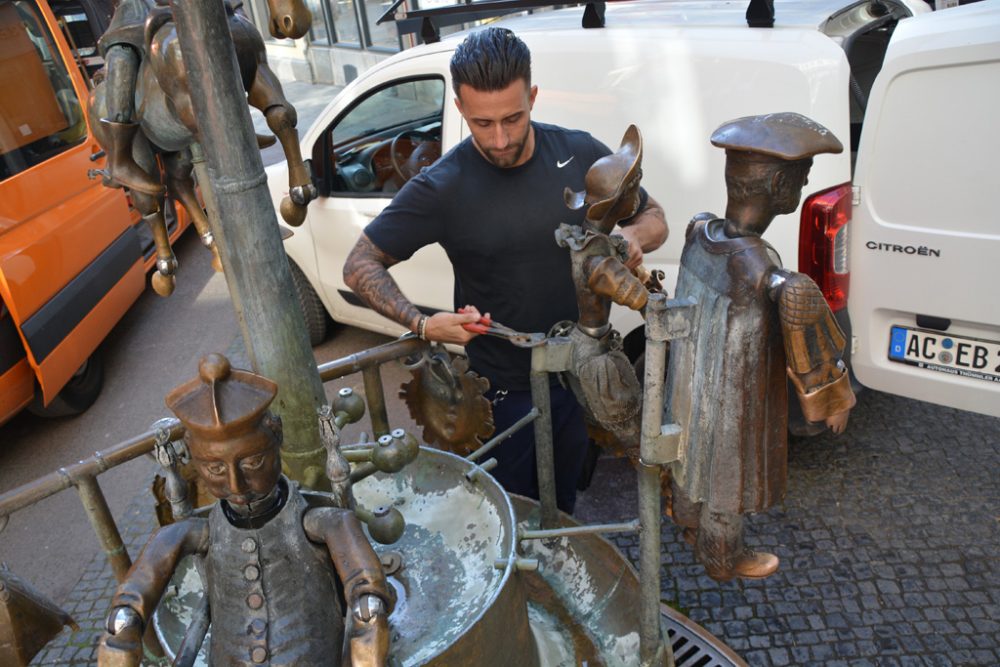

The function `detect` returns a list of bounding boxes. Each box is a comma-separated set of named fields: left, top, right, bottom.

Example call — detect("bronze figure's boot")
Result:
left=731, top=550, right=780, bottom=580
left=102, top=120, right=164, bottom=195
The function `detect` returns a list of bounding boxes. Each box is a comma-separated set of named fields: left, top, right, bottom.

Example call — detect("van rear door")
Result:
left=849, top=2, right=1000, bottom=417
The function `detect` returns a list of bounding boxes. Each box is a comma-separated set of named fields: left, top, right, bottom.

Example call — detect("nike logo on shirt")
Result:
left=556, top=157, right=575, bottom=168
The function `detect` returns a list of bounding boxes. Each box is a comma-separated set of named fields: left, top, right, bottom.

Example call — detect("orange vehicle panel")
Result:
left=0, top=360, right=34, bottom=428
left=0, top=0, right=189, bottom=423
left=34, top=260, right=144, bottom=403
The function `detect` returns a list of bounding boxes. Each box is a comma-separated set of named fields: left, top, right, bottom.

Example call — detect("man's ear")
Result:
left=528, top=84, right=538, bottom=110
left=454, top=95, right=464, bottom=116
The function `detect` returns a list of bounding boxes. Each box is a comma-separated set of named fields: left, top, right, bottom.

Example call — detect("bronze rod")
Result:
left=467, top=407, right=540, bottom=462
left=349, top=462, right=378, bottom=484
left=74, top=475, right=132, bottom=583
left=362, top=365, right=390, bottom=438
left=519, top=520, right=640, bottom=541
left=0, top=421, right=183, bottom=519
left=529, top=350, right=558, bottom=529
left=639, top=294, right=671, bottom=666
left=317, top=337, right=426, bottom=382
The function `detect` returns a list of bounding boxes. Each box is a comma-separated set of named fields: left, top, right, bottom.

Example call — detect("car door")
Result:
left=0, top=0, right=145, bottom=412
left=849, top=2, right=1000, bottom=417
left=301, top=53, right=460, bottom=337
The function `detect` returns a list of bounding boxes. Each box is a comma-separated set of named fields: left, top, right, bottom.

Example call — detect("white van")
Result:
left=848, top=2, right=1000, bottom=418
left=269, top=0, right=999, bottom=418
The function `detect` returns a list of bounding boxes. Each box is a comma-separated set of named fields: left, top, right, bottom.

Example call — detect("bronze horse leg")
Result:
left=247, top=61, right=316, bottom=227
left=162, top=151, right=223, bottom=273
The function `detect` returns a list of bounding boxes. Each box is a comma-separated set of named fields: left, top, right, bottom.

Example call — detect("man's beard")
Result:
left=481, top=134, right=528, bottom=168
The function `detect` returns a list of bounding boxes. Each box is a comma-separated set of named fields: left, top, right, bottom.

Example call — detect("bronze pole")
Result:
left=529, top=348, right=559, bottom=529
left=639, top=293, right=672, bottom=667
left=0, top=422, right=183, bottom=518
left=317, top=337, right=426, bottom=381
left=167, top=0, right=328, bottom=488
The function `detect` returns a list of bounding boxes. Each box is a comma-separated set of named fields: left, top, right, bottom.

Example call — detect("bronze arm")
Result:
left=303, top=507, right=395, bottom=667
left=98, top=518, right=210, bottom=667
left=585, top=255, right=648, bottom=311
left=774, top=271, right=856, bottom=425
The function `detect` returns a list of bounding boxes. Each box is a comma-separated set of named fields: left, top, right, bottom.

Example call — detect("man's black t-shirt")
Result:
left=365, top=122, right=645, bottom=391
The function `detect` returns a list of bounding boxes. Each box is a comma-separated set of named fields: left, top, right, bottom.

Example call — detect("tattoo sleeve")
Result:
left=343, top=234, right=423, bottom=332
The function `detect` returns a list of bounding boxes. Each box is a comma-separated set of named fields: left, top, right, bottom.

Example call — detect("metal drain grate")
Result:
left=662, top=604, right=747, bottom=667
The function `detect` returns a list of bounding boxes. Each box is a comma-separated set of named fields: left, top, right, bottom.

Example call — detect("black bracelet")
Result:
left=417, top=316, right=428, bottom=340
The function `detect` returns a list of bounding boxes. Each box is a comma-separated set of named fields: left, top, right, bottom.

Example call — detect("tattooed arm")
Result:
left=343, top=233, right=481, bottom=344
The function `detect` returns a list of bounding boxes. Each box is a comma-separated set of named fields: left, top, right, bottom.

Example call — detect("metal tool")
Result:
left=458, top=308, right=545, bottom=348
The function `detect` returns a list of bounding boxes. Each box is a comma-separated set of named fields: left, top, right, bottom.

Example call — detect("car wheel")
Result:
left=28, top=350, right=104, bottom=418
left=289, top=261, right=328, bottom=346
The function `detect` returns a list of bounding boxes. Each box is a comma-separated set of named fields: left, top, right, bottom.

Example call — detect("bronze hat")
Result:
left=710, top=112, right=843, bottom=161
left=565, top=124, right=643, bottom=218
left=165, top=354, right=278, bottom=442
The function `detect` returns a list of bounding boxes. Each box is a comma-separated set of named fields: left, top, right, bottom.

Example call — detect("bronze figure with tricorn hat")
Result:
left=664, top=111, right=855, bottom=582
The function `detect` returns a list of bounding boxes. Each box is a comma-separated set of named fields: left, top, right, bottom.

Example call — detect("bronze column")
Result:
left=167, top=0, right=328, bottom=488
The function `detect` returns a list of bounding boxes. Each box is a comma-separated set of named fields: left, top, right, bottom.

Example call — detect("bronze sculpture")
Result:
left=665, top=113, right=856, bottom=581
left=97, top=354, right=393, bottom=666
left=90, top=0, right=317, bottom=296
left=554, top=125, right=651, bottom=459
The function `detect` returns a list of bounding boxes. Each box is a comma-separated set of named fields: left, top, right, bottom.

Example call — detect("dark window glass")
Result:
left=1, top=1, right=87, bottom=183
left=325, top=77, right=444, bottom=195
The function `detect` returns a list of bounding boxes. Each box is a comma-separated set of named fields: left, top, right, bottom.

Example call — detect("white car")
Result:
left=269, top=0, right=1000, bottom=419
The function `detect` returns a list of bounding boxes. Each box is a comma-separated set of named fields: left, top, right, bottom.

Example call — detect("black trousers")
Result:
left=486, top=383, right=588, bottom=514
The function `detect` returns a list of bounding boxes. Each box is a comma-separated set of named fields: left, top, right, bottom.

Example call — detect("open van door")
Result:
left=848, top=2, right=1000, bottom=418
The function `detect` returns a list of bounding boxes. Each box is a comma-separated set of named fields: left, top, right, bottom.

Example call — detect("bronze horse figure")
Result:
left=89, top=0, right=316, bottom=296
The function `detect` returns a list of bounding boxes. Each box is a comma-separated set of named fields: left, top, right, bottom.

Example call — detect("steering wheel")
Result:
left=390, top=130, right=441, bottom=184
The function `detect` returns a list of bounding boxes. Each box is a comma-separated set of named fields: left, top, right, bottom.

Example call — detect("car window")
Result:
left=0, top=0, right=87, bottom=183
left=325, top=77, right=444, bottom=196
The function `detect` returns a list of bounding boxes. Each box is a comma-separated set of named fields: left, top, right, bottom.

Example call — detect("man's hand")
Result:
left=616, top=194, right=668, bottom=270
left=424, top=305, right=484, bottom=344
left=614, top=226, right=645, bottom=269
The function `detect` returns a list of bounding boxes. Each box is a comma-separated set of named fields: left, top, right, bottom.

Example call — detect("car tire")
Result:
left=28, top=350, right=104, bottom=418
left=289, top=261, right=328, bottom=346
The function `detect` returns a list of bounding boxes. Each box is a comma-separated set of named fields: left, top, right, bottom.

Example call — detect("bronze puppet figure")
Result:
left=90, top=0, right=317, bottom=296
left=665, top=113, right=856, bottom=582
left=98, top=354, right=393, bottom=666
left=554, top=125, right=652, bottom=459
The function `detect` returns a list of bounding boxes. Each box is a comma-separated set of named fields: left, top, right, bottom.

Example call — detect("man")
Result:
left=343, top=27, right=667, bottom=512
left=665, top=113, right=855, bottom=581
left=98, top=354, right=393, bottom=666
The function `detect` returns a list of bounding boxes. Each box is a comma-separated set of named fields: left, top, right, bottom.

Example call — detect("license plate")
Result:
left=888, top=326, right=1000, bottom=384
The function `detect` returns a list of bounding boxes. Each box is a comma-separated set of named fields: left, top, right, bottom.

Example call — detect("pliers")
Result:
left=458, top=308, right=545, bottom=348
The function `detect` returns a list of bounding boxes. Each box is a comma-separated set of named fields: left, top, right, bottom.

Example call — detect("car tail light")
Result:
left=799, top=183, right=852, bottom=312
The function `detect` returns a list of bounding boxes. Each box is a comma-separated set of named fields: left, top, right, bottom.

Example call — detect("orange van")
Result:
left=0, top=0, right=188, bottom=425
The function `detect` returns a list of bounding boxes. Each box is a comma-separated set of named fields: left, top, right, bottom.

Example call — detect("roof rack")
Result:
left=377, top=0, right=607, bottom=44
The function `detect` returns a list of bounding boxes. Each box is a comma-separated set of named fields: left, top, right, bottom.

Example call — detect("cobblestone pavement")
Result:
left=27, top=387, right=999, bottom=666
left=577, top=389, right=1000, bottom=667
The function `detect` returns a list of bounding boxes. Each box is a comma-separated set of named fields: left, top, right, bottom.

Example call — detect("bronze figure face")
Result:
left=165, top=354, right=284, bottom=507
left=188, top=430, right=281, bottom=507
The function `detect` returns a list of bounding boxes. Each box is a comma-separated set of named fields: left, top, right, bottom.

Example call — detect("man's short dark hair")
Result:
left=450, top=27, right=531, bottom=96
